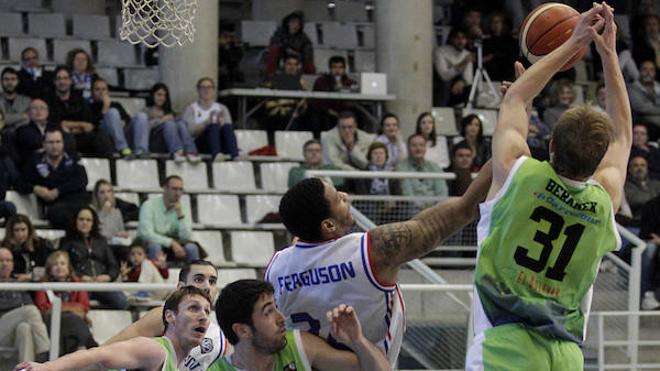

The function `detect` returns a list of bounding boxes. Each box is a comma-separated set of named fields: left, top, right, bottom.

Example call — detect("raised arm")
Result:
left=368, top=161, right=492, bottom=284
left=591, top=5, right=633, bottom=212
left=104, top=306, right=165, bottom=345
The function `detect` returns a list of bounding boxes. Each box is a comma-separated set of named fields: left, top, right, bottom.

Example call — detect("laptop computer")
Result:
left=360, top=73, right=387, bottom=95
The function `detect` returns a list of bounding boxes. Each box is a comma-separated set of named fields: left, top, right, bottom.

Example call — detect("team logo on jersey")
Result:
left=283, top=363, right=297, bottom=371
left=200, top=338, right=214, bottom=354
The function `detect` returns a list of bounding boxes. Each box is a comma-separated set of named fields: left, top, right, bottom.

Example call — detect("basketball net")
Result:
left=120, top=0, right=197, bottom=48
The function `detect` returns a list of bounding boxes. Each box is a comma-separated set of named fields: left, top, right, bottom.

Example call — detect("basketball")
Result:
left=519, top=3, right=588, bottom=71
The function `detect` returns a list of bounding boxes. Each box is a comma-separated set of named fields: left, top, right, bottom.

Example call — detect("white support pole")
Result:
left=46, top=290, right=61, bottom=361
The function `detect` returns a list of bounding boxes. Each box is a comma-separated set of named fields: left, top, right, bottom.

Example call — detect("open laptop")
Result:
left=360, top=72, right=387, bottom=95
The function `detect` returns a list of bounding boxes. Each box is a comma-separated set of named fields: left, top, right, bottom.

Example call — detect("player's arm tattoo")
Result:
left=370, top=222, right=414, bottom=261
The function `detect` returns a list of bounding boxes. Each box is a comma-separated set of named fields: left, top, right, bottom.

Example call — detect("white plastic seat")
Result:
left=167, top=268, right=181, bottom=284
left=229, top=231, right=275, bottom=267
left=304, top=0, right=332, bottom=21
left=274, top=131, right=313, bottom=161
left=240, top=20, right=277, bottom=47
left=0, top=13, right=24, bottom=36
left=116, top=159, right=160, bottom=191
left=72, top=14, right=111, bottom=39
left=218, top=268, right=257, bottom=287
left=114, top=192, right=140, bottom=206
left=28, top=13, right=66, bottom=37
left=80, top=158, right=111, bottom=191
left=96, top=67, right=118, bottom=87
left=52, top=0, right=106, bottom=14
left=304, top=22, right=319, bottom=46
left=245, top=195, right=282, bottom=224
left=192, top=230, right=226, bottom=266
left=8, top=37, right=47, bottom=63
left=432, top=107, right=458, bottom=136
left=196, top=194, right=242, bottom=227
left=260, top=162, right=299, bottom=193
left=52, top=39, right=92, bottom=65
left=111, top=97, right=146, bottom=117
left=164, top=161, right=208, bottom=191
left=5, top=191, right=42, bottom=221
left=147, top=193, right=191, bottom=217
left=123, top=68, right=159, bottom=90
left=462, top=108, right=498, bottom=136
left=212, top=161, right=256, bottom=192
left=234, top=130, right=268, bottom=156
left=88, top=310, right=133, bottom=344
left=354, top=50, right=375, bottom=72
left=97, top=40, right=138, bottom=67
left=357, top=24, right=375, bottom=49
left=320, top=22, right=358, bottom=48
left=35, top=229, right=66, bottom=241
left=434, top=135, right=450, bottom=169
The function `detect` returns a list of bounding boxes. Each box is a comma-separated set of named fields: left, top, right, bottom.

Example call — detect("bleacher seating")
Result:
left=274, top=130, right=313, bottom=161
left=234, top=130, right=268, bottom=156
left=462, top=108, right=498, bottom=136
left=97, top=40, right=139, bottom=67
left=313, top=48, right=347, bottom=74
left=212, top=161, right=257, bottom=192
left=96, top=67, right=119, bottom=87
left=218, top=268, right=258, bottom=287
left=0, top=12, right=23, bottom=36
left=35, top=229, right=66, bottom=241
left=357, top=24, right=375, bottom=48
left=166, top=267, right=181, bottom=284
left=7, top=37, right=47, bottom=62
left=259, top=162, right=299, bottom=193
left=354, top=49, right=375, bottom=72
left=240, top=20, right=277, bottom=47
left=28, top=13, right=66, bottom=38
left=80, top=158, right=112, bottom=191
left=321, top=22, right=359, bottom=49
left=304, top=22, right=319, bottom=45
left=72, top=14, right=111, bottom=39
left=304, top=0, right=332, bottom=22
left=115, top=192, right=140, bottom=206
left=335, top=1, right=369, bottom=22
left=88, top=310, right=133, bottom=344
left=432, top=107, right=458, bottom=136
left=196, top=194, right=243, bottom=227
left=164, top=161, right=209, bottom=191
left=192, top=230, right=226, bottom=266
left=5, top=191, right=45, bottom=225
left=245, top=195, right=281, bottom=224
left=52, top=39, right=92, bottom=64
left=111, top=96, right=146, bottom=117
left=230, top=231, right=275, bottom=267
left=116, top=159, right=160, bottom=191
left=123, top=68, right=159, bottom=90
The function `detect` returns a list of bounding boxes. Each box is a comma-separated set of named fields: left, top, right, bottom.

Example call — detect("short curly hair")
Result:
left=279, top=178, right=330, bottom=242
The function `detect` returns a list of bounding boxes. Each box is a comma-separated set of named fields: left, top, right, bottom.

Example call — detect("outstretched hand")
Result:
left=14, top=362, right=51, bottom=371
left=327, top=304, right=362, bottom=346
left=592, top=2, right=616, bottom=57
left=569, top=2, right=606, bottom=48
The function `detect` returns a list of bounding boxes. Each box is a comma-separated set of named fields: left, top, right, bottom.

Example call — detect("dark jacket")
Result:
left=0, top=278, right=33, bottom=315
left=62, top=236, right=119, bottom=280
left=17, top=67, right=54, bottom=99
left=8, top=237, right=56, bottom=275
left=265, top=11, right=315, bottom=76
left=0, top=151, right=19, bottom=200
left=13, top=121, right=77, bottom=166
left=15, top=153, right=88, bottom=203
left=46, top=91, right=96, bottom=127
left=89, top=101, right=131, bottom=126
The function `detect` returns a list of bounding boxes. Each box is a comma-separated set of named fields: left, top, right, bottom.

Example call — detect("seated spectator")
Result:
left=375, top=113, right=407, bottom=169
left=434, top=27, right=474, bottom=106
left=182, top=77, right=238, bottom=161
left=61, top=206, right=126, bottom=309
left=265, top=10, right=315, bottom=78
left=13, top=98, right=77, bottom=167
left=217, top=25, right=245, bottom=90
left=34, top=251, right=98, bottom=355
left=631, top=123, right=660, bottom=179
left=89, top=78, right=150, bottom=158
left=263, top=55, right=308, bottom=136
left=542, top=79, right=576, bottom=131
left=592, top=83, right=607, bottom=113
left=639, top=194, right=660, bottom=310
left=455, top=114, right=491, bottom=170
left=118, top=242, right=169, bottom=300
left=632, top=14, right=660, bottom=68
left=137, top=175, right=200, bottom=264
left=90, top=179, right=131, bottom=263
left=312, top=55, right=358, bottom=133
left=482, top=12, right=518, bottom=82
left=353, top=142, right=401, bottom=196
left=322, top=111, right=371, bottom=171
left=0, top=247, right=50, bottom=362
left=629, top=60, right=660, bottom=139
left=288, top=139, right=345, bottom=189
left=133, top=83, right=200, bottom=162
left=16, top=47, right=54, bottom=99
left=47, top=66, right=113, bottom=158
left=625, top=155, right=660, bottom=221
left=396, top=134, right=448, bottom=197
left=15, top=127, right=89, bottom=229
left=444, top=141, right=474, bottom=196
left=2, top=214, right=55, bottom=282
left=66, top=49, right=98, bottom=100
left=415, top=112, right=448, bottom=168
left=0, top=67, right=31, bottom=134
left=527, top=108, right=550, bottom=161
left=0, top=146, right=18, bottom=221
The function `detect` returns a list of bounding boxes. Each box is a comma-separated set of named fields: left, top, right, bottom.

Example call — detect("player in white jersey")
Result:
left=268, top=160, right=492, bottom=364
left=105, top=260, right=230, bottom=370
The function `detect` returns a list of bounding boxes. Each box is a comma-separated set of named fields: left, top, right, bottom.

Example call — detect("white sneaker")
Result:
left=186, top=153, right=202, bottom=164
left=641, top=291, right=660, bottom=310
left=173, top=152, right=185, bottom=163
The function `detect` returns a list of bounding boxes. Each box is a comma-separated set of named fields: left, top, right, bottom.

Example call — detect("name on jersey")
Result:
left=276, top=262, right=356, bottom=292
left=545, top=179, right=598, bottom=213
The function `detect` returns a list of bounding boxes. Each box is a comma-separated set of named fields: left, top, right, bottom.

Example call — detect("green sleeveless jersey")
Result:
left=474, top=156, right=620, bottom=344
left=153, top=336, right=178, bottom=371
left=207, top=329, right=311, bottom=371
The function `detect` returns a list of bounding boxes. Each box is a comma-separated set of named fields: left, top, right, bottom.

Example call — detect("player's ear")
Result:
left=164, top=309, right=176, bottom=326
left=232, top=323, right=252, bottom=340
left=321, top=218, right=336, bottom=234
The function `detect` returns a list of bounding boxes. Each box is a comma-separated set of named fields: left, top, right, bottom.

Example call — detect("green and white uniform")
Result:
left=153, top=336, right=178, bottom=371
left=207, top=329, right=311, bottom=371
left=466, top=156, right=620, bottom=370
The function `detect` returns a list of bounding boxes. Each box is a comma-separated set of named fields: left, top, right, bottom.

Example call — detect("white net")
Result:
left=120, top=0, right=198, bottom=48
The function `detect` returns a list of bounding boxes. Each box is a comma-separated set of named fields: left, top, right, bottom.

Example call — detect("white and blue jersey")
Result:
left=265, top=232, right=406, bottom=365
left=181, top=314, right=230, bottom=370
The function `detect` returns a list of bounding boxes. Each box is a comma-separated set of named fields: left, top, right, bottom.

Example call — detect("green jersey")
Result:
left=474, top=156, right=620, bottom=344
left=208, top=329, right=311, bottom=371
left=153, top=336, right=178, bottom=371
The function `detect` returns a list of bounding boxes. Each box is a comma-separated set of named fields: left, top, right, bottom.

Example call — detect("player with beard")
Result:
left=208, top=280, right=390, bottom=371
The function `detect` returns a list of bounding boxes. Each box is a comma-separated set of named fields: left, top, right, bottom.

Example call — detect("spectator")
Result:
left=629, top=60, right=660, bottom=139
left=0, top=145, right=18, bottom=221
left=445, top=141, right=474, bottom=196
left=632, top=14, right=660, bottom=69
left=434, top=27, right=474, bottom=106
left=66, top=49, right=98, bottom=100
left=263, top=55, right=308, bottom=136
left=639, top=194, right=660, bottom=310
left=0, top=67, right=31, bottom=132
left=322, top=111, right=371, bottom=171
left=33, top=250, right=98, bottom=355
left=288, top=139, right=345, bottom=188
left=631, top=123, right=660, bottom=179
left=16, top=47, right=54, bottom=99
left=396, top=134, right=448, bottom=197
left=265, top=11, right=315, bottom=78
left=375, top=113, right=407, bottom=169
left=592, top=83, right=607, bottom=113
left=137, top=175, right=200, bottom=264
left=482, top=12, right=518, bottom=82
left=217, top=25, right=245, bottom=90
left=133, top=83, right=200, bottom=162
left=461, top=8, right=484, bottom=44
left=47, top=66, right=113, bottom=158
left=0, top=247, right=50, bottom=362
left=118, top=243, right=169, bottom=300
left=90, top=179, right=131, bottom=263
left=542, top=79, right=577, bottom=131
left=61, top=206, right=126, bottom=309
left=2, top=214, right=55, bottom=282
left=312, top=56, right=358, bottom=133
left=455, top=114, right=491, bottom=170
left=182, top=77, right=238, bottom=161
left=353, top=142, right=401, bottom=196
left=13, top=98, right=77, bottom=166
left=15, top=127, right=89, bottom=229
left=89, top=78, right=150, bottom=158
left=624, top=155, right=660, bottom=220
left=415, top=112, right=449, bottom=168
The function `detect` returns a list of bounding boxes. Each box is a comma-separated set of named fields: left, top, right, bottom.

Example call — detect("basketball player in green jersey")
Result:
left=15, top=286, right=212, bottom=371
left=466, top=3, right=632, bottom=370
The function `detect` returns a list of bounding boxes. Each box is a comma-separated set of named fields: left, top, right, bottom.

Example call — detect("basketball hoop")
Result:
left=120, top=0, right=198, bottom=48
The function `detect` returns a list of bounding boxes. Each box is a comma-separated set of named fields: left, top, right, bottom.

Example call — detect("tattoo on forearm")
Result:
left=371, top=223, right=413, bottom=261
